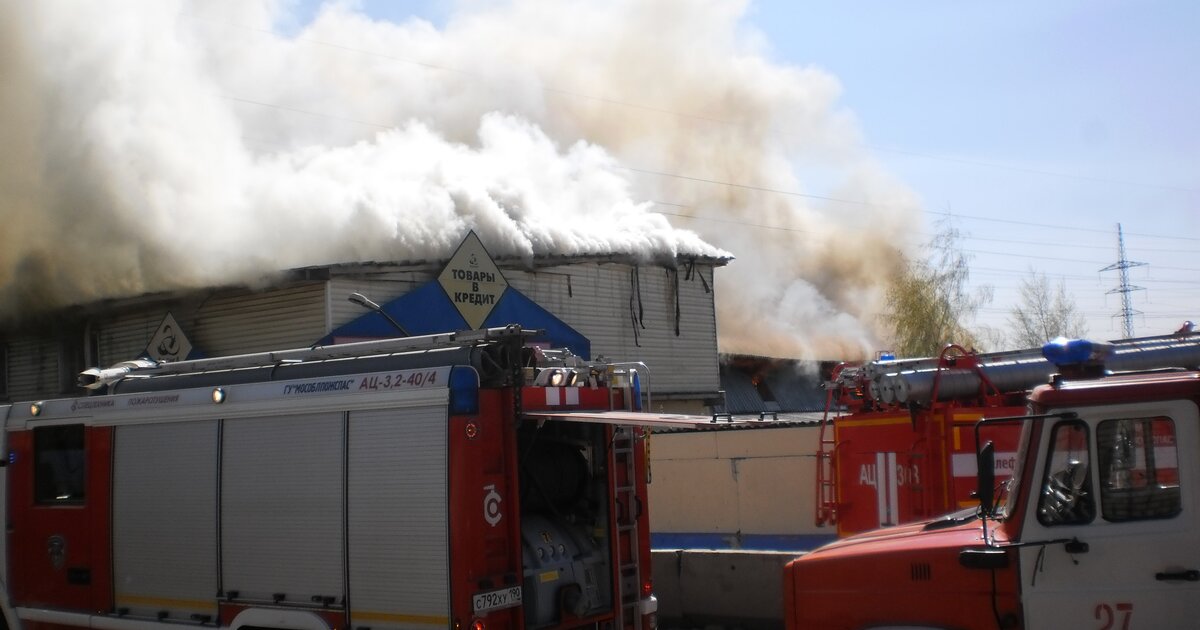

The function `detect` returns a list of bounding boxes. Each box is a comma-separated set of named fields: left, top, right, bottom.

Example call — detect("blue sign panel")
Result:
left=318, top=281, right=590, bottom=359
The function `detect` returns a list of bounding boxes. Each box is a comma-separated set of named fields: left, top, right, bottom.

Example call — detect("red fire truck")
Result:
left=787, top=332, right=1200, bottom=629
left=1, top=326, right=713, bottom=630
left=816, top=329, right=1200, bottom=537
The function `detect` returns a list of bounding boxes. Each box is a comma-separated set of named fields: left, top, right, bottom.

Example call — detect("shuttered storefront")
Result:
left=189, top=283, right=328, bottom=356
left=95, top=283, right=329, bottom=371
left=4, top=338, right=63, bottom=401
left=98, top=309, right=172, bottom=367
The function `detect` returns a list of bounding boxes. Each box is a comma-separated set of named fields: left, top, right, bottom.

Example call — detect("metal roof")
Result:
left=715, top=355, right=829, bottom=415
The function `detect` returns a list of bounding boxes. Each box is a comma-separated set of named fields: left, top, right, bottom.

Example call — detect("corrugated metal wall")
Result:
left=327, top=261, right=722, bottom=404
left=506, top=262, right=721, bottom=404
left=3, top=258, right=722, bottom=407
left=189, top=283, right=328, bottom=356
left=98, top=308, right=173, bottom=366
left=327, top=270, right=433, bottom=333
left=95, top=282, right=329, bottom=366
left=4, top=338, right=62, bottom=401
left=0, top=282, right=330, bottom=402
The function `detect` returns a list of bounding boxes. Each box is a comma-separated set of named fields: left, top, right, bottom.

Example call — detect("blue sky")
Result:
left=288, top=0, right=1198, bottom=344
left=747, top=0, right=1199, bottom=340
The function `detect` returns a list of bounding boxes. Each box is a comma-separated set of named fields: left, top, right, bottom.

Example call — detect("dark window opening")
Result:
left=1098, top=417, right=1180, bottom=522
left=1037, top=420, right=1095, bottom=526
left=751, top=374, right=781, bottom=412
left=34, top=425, right=86, bottom=504
left=59, top=336, right=87, bottom=395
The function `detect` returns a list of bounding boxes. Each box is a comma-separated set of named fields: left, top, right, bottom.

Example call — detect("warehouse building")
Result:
left=1, top=231, right=837, bottom=555
left=0, top=232, right=729, bottom=416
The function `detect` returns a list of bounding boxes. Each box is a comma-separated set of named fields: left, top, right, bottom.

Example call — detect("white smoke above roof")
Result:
left=0, top=0, right=922, bottom=359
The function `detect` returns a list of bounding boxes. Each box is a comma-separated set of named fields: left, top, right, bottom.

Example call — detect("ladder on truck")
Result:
left=607, top=364, right=644, bottom=630
left=612, top=425, right=643, bottom=630
left=814, top=384, right=839, bottom=527
left=78, top=326, right=532, bottom=389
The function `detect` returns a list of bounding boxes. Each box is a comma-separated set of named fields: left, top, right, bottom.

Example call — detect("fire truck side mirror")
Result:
left=977, top=441, right=996, bottom=517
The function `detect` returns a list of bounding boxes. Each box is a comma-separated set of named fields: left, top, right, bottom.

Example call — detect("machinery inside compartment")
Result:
left=517, top=419, right=615, bottom=627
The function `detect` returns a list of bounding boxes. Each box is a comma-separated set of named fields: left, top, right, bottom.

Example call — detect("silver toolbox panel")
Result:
left=221, top=412, right=345, bottom=604
left=348, top=405, right=449, bottom=629
left=113, top=420, right=219, bottom=619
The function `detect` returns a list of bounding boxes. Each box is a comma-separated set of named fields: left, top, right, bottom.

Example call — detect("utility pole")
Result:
left=1099, top=223, right=1146, bottom=339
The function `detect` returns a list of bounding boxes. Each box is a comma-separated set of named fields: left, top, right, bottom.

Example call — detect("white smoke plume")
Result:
left=0, top=0, right=921, bottom=359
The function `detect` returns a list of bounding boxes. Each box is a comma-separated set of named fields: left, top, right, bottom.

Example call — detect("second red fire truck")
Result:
left=788, top=331, right=1200, bottom=629
left=816, top=328, right=1200, bottom=537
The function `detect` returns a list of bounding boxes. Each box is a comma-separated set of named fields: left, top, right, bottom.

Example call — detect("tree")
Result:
left=884, top=222, right=992, bottom=356
left=1008, top=270, right=1088, bottom=347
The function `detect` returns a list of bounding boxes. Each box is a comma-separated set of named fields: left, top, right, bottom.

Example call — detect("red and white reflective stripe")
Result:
left=951, top=452, right=1019, bottom=477
left=544, top=387, right=580, bottom=406
left=876, top=452, right=898, bottom=528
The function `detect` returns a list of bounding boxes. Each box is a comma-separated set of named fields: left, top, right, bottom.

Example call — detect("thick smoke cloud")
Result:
left=0, top=0, right=921, bottom=359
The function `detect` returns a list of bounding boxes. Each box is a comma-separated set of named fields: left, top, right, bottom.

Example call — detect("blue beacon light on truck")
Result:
left=449, top=366, right=480, bottom=415
left=1041, top=337, right=1113, bottom=367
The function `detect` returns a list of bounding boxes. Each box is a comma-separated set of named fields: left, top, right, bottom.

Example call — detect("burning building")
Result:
left=0, top=230, right=730, bottom=413
left=1, top=1, right=921, bottom=375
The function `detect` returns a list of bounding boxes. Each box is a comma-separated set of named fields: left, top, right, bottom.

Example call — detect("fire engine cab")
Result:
left=0, top=326, right=713, bottom=630
left=786, top=332, right=1200, bottom=629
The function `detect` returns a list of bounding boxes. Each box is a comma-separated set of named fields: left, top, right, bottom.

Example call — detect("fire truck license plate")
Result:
left=472, top=586, right=522, bottom=613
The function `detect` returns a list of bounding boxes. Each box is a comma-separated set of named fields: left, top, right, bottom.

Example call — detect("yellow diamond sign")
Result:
left=438, top=231, right=509, bottom=329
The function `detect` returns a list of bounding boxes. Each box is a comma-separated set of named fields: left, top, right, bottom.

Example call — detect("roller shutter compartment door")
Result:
left=113, top=421, right=219, bottom=620
left=347, top=405, right=449, bottom=629
left=221, top=412, right=345, bottom=605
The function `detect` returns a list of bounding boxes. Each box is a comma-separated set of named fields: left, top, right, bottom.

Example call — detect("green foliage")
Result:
left=884, top=222, right=991, bottom=357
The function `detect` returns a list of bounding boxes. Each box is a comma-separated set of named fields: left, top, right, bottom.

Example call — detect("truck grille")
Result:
left=910, top=562, right=932, bottom=581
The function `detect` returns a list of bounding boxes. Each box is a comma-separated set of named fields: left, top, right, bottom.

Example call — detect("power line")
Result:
left=863, top=144, right=1200, bottom=195
left=965, top=249, right=1106, bottom=265
left=186, top=12, right=728, bottom=125
left=225, top=95, right=394, bottom=130
left=184, top=11, right=1200, bottom=199
left=635, top=168, right=880, bottom=207
left=227, top=95, right=1200, bottom=267
left=188, top=13, right=1200, bottom=281
left=923, top=208, right=1200, bottom=241
left=643, top=176, right=1199, bottom=243
left=657, top=208, right=1200, bottom=269
left=655, top=209, right=817, bottom=235
left=958, top=235, right=1195, bottom=254
left=188, top=16, right=1200, bottom=249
